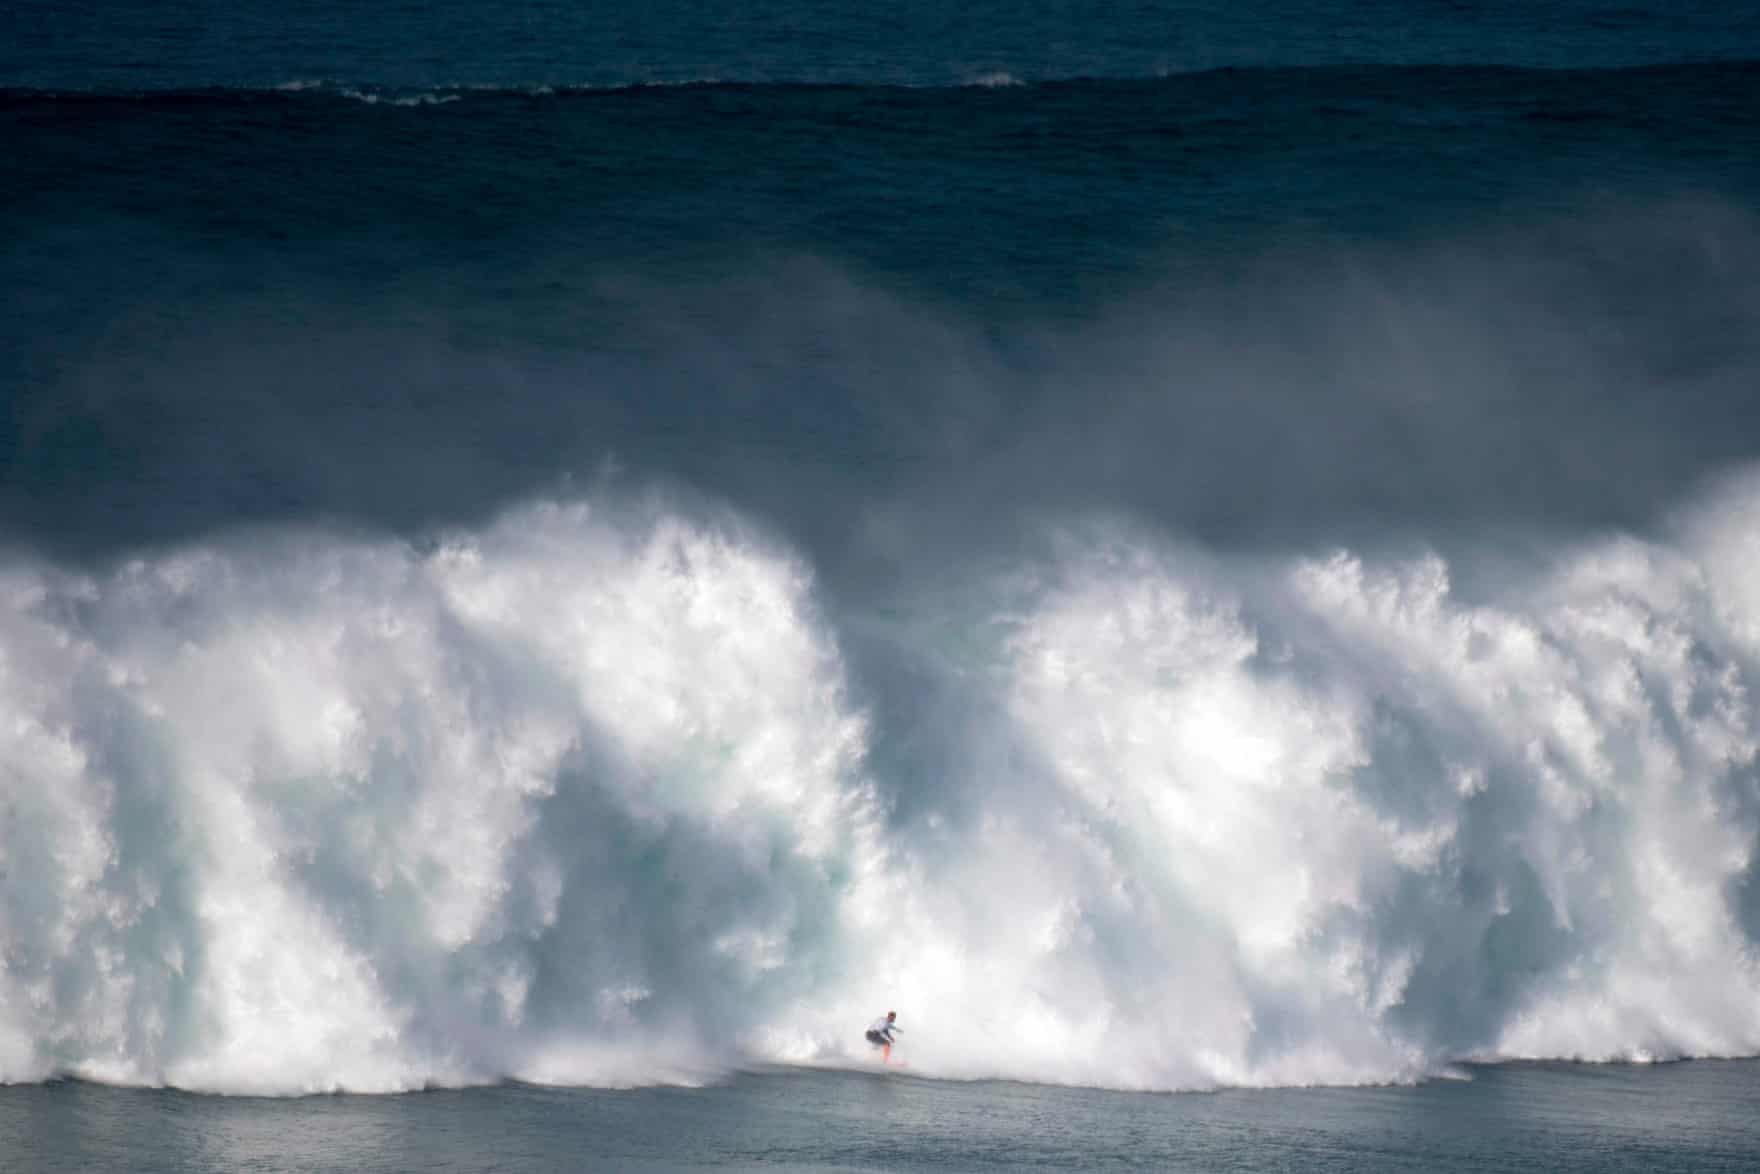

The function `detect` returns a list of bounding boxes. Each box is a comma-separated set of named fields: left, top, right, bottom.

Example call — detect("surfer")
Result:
left=864, top=1011, right=902, bottom=1062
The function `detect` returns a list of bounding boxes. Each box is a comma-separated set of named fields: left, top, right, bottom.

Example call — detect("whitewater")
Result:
left=7, top=3, right=1760, bottom=1115
left=4, top=464, right=1760, bottom=1096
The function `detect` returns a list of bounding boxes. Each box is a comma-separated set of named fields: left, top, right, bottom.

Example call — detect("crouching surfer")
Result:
left=864, top=1010, right=902, bottom=1063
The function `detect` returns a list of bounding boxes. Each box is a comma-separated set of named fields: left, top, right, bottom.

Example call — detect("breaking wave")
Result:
left=4, top=472, right=1760, bottom=1095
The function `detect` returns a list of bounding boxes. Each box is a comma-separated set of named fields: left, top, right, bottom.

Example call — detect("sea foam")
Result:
left=4, top=478, right=1760, bottom=1093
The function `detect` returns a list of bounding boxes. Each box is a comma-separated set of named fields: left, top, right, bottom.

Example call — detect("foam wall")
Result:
left=4, top=479, right=1760, bottom=1093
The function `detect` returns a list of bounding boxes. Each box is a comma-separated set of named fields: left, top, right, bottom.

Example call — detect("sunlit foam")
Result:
left=4, top=480, right=1760, bottom=1094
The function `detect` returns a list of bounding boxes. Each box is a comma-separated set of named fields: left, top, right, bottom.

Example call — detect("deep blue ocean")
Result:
left=6, top=3, right=1760, bottom=1170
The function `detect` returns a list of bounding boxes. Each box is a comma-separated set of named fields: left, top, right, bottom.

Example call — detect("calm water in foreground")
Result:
left=4, top=1061, right=1758, bottom=1172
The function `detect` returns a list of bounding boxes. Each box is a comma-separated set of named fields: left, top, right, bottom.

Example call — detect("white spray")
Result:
left=3, top=477, right=1760, bottom=1093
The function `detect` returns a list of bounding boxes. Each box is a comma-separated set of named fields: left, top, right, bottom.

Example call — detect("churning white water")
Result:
left=4, top=475, right=1760, bottom=1094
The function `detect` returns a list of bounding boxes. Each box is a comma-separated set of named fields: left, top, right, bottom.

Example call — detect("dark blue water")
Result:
left=8, top=4, right=1760, bottom=1170
left=6, top=61, right=1759, bottom=567
left=5, top=1062, right=1760, bottom=1172
left=9, top=1, right=1760, bottom=90
left=7, top=6, right=1760, bottom=572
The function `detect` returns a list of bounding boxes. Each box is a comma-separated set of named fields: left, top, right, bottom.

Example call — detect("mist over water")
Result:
left=9, top=188, right=1760, bottom=571
left=7, top=212, right=1760, bottom=1090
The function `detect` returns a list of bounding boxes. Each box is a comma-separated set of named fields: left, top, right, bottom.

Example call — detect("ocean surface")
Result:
left=6, top=1062, right=1760, bottom=1172
left=6, top=1, right=1760, bottom=1168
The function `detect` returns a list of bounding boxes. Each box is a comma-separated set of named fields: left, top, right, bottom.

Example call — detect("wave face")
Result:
left=4, top=478, right=1760, bottom=1094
